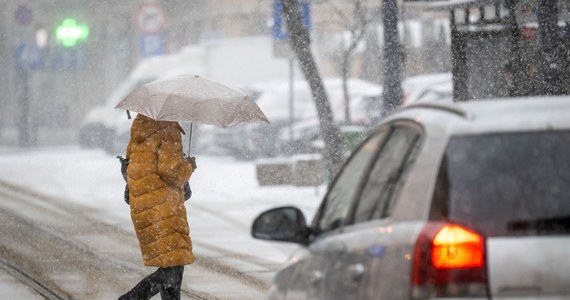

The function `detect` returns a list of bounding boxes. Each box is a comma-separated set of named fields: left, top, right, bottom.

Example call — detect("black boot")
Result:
left=159, top=266, right=184, bottom=300
left=118, top=266, right=184, bottom=300
left=118, top=269, right=162, bottom=300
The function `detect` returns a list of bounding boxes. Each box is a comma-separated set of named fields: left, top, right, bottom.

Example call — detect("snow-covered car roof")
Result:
left=391, top=96, right=570, bottom=136
left=402, top=72, right=452, bottom=105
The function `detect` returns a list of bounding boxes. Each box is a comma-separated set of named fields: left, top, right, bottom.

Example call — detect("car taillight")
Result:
left=412, top=222, right=488, bottom=299
left=432, top=224, right=484, bottom=269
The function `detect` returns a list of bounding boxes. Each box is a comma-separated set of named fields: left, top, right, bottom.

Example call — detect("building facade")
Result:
left=0, top=0, right=447, bottom=146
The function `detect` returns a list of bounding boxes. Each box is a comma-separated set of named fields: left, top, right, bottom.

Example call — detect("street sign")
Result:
left=136, top=2, right=166, bottom=34
left=55, top=18, right=90, bottom=48
left=272, top=1, right=287, bottom=41
left=272, top=0, right=311, bottom=41
left=272, top=0, right=311, bottom=58
left=140, top=32, right=165, bottom=57
left=15, top=42, right=46, bottom=70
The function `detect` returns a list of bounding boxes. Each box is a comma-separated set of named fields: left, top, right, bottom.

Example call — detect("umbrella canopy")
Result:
left=115, top=75, right=269, bottom=128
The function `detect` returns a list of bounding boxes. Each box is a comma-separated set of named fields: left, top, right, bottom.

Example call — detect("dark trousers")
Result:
left=119, top=266, right=184, bottom=300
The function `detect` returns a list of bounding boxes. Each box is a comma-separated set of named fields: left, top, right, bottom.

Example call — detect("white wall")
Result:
left=182, top=35, right=292, bottom=87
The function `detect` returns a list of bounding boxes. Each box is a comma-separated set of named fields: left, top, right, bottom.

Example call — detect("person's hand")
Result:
left=187, top=156, right=197, bottom=170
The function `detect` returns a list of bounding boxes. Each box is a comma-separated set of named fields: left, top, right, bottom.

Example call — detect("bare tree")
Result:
left=279, top=0, right=345, bottom=178
left=321, top=0, right=380, bottom=124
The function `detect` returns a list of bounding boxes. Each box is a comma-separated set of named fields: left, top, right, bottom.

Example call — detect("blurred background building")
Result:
left=0, top=0, right=450, bottom=147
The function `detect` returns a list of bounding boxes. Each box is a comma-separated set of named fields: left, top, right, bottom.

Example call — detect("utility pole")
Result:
left=382, top=0, right=402, bottom=116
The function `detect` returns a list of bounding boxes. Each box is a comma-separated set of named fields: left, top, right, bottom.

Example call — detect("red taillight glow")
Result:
left=412, top=222, right=488, bottom=298
left=432, top=225, right=484, bottom=269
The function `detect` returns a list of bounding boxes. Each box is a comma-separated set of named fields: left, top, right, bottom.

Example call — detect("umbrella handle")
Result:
left=187, top=123, right=193, bottom=157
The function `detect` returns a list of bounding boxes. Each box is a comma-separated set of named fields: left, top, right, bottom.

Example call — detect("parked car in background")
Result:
left=79, top=36, right=292, bottom=155
left=254, top=78, right=382, bottom=126
left=79, top=54, right=204, bottom=154
left=402, top=72, right=452, bottom=105
left=252, top=96, right=570, bottom=299
left=78, top=75, right=151, bottom=154
left=227, top=78, right=382, bottom=160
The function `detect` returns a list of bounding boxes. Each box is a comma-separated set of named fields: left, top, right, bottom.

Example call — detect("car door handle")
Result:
left=308, top=271, right=324, bottom=287
left=347, top=263, right=366, bottom=282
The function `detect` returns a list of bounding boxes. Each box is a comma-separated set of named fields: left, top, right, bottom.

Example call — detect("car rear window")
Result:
left=430, top=131, right=570, bottom=237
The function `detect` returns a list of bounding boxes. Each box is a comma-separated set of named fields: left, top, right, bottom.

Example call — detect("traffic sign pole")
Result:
left=13, top=3, right=37, bottom=146
left=140, top=32, right=165, bottom=57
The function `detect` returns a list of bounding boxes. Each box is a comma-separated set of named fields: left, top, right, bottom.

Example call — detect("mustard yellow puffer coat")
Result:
left=126, top=114, right=195, bottom=267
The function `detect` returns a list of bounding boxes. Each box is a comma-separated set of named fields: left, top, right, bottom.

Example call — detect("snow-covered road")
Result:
left=0, top=146, right=325, bottom=299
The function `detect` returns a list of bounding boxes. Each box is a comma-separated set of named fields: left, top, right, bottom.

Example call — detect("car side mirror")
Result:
left=251, top=206, right=310, bottom=245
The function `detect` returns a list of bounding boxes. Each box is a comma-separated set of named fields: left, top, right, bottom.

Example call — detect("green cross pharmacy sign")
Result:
left=55, top=18, right=89, bottom=48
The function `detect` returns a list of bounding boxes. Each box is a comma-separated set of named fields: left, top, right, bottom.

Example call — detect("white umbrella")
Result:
left=115, top=75, right=270, bottom=153
left=115, top=75, right=269, bottom=127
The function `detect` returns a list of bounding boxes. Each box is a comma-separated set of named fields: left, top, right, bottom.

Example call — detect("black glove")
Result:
left=182, top=155, right=194, bottom=201
left=116, top=156, right=130, bottom=205
left=116, top=156, right=129, bottom=182
left=184, top=182, right=192, bottom=201
left=124, top=185, right=130, bottom=205
left=187, top=156, right=197, bottom=170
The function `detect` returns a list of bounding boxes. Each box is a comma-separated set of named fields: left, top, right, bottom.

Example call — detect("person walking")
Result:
left=119, top=114, right=195, bottom=300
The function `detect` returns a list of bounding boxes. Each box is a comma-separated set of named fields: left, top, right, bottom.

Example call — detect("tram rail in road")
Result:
left=0, top=180, right=271, bottom=299
left=0, top=258, right=68, bottom=300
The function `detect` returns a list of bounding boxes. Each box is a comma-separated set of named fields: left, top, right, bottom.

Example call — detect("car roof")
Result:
left=388, top=96, right=570, bottom=136
left=378, top=96, right=570, bottom=222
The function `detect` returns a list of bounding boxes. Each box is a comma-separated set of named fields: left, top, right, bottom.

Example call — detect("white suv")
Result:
left=252, top=96, right=570, bottom=299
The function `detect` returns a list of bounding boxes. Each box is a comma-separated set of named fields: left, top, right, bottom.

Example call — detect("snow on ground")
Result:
left=0, top=269, right=41, bottom=299
left=0, top=146, right=326, bottom=296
